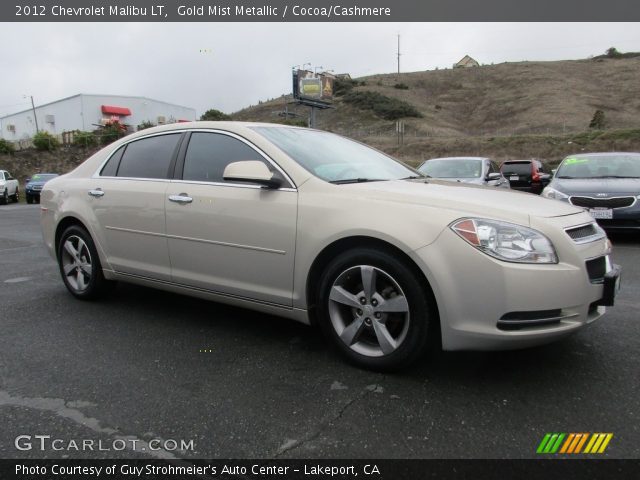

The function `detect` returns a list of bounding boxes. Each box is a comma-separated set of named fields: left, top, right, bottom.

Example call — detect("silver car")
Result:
left=41, top=122, right=620, bottom=371
left=418, top=156, right=510, bottom=188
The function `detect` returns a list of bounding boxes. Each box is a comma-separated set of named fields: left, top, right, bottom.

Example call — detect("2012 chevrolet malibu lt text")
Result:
left=40, top=122, right=621, bottom=371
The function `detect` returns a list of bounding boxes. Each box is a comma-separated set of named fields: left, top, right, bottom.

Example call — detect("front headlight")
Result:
left=542, top=187, right=569, bottom=200
left=451, top=218, right=558, bottom=264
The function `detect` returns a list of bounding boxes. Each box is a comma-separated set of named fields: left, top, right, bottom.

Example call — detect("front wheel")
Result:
left=317, top=248, right=435, bottom=371
left=26, top=195, right=33, bottom=204
left=0, top=190, right=7, bottom=205
left=57, top=225, right=112, bottom=300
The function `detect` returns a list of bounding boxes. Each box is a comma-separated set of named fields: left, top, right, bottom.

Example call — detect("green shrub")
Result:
left=0, top=138, right=15, bottom=154
left=200, top=108, right=231, bottom=121
left=73, top=131, right=97, bottom=147
left=343, top=91, right=423, bottom=120
left=589, top=110, right=606, bottom=130
left=333, top=78, right=357, bottom=96
left=394, top=83, right=409, bottom=90
left=100, top=120, right=127, bottom=145
left=137, top=120, right=156, bottom=131
left=32, top=131, right=60, bottom=151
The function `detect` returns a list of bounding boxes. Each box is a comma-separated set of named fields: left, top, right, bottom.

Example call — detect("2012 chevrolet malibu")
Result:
left=40, top=122, right=621, bottom=371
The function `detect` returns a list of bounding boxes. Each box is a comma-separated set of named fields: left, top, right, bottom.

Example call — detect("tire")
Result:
left=12, top=188, right=19, bottom=203
left=0, top=190, right=7, bottom=205
left=26, top=195, right=33, bottom=204
left=317, top=248, right=434, bottom=371
left=57, top=225, right=112, bottom=300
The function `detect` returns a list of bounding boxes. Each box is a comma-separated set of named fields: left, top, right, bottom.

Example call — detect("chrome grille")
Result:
left=570, top=196, right=635, bottom=209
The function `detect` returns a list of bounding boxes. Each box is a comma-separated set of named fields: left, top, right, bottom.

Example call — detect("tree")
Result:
left=589, top=110, right=606, bottom=130
left=200, top=108, right=231, bottom=121
left=605, top=47, right=622, bottom=58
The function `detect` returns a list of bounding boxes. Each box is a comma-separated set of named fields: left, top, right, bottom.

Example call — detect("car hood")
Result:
left=27, top=181, right=47, bottom=187
left=552, top=177, right=640, bottom=196
left=344, top=179, right=580, bottom=222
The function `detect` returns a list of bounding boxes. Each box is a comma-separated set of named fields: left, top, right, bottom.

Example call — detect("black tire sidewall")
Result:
left=317, top=248, right=432, bottom=371
left=57, top=225, right=106, bottom=300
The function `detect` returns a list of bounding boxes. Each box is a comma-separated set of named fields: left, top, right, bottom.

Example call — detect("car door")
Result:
left=89, top=132, right=183, bottom=281
left=165, top=130, right=297, bottom=307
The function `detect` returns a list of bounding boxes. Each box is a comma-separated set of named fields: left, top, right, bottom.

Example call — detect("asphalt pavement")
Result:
left=0, top=204, right=638, bottom=460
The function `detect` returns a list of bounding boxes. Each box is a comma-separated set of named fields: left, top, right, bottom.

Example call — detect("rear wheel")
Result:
left=12, top=188, right=19, bottom=203
left=317, top=248, right=434, bottom=371
left=57, top=225, right=112, bottom=300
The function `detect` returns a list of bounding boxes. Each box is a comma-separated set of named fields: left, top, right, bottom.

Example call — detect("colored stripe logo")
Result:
left=537, top=433, right=613, bottom=454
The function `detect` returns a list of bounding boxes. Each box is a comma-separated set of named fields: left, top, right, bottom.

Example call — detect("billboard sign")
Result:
left=293, top=69, right=334, bottom=101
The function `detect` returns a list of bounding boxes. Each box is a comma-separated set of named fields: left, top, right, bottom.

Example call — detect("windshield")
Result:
left=251, top=127, right=417, bottom=183
left=418, top=159, right=482, bottom=178
left=30, top=174, right=58, bottom=182
left=556, top=154, right=640, bottom=179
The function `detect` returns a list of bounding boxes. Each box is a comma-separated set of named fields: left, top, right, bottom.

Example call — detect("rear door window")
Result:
left=116, top=134, right=181, bottom=179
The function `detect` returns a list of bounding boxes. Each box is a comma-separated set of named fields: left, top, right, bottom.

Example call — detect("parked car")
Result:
left=417, top=157, right=509, bottom=188
left=0, top=169, right=19, bottom=204
left=501, top=159, right=551, bottom=194
left=41, top=123, right=620, bottom=371
left=542, top=152, right=640, bottom=231
left=25, top=173, right=59, bottom=204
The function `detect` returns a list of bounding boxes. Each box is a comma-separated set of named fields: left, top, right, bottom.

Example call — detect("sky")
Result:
left=1, top=22, right=639, bottom=118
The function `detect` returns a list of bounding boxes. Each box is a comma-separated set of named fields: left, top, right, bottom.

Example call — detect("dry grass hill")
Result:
left=232, top=57, right=640, bottom=165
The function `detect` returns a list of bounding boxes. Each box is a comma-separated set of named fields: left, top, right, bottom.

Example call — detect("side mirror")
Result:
left=486, top=172, right=502, bottom=181
left=551, top=169, right=557, bottom=177
left=223, top=161, right=282, bottom=189
left=25, top=178, right=31, bottom=183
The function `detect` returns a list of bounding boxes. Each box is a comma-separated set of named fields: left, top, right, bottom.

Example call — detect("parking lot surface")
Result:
left=1, top=204, right=638, bottom=459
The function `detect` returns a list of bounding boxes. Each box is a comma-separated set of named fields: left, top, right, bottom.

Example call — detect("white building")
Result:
left=0, top=94, right=197, bottom=141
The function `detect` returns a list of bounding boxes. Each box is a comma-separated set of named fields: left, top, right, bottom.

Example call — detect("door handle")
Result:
left=168, top=194, right=193, bottom=204
left=88, top=188, right=104, bottom=197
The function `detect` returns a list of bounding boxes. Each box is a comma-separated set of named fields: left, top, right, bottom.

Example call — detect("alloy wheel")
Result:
left=328, top=265, right=410, bottom=357
left=61, top=235, right=93, bottom=292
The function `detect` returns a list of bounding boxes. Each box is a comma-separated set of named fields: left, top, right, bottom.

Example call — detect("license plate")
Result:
left=509, top=176, right=519, bottom=181
left=589, top=209, right=613, bottom=219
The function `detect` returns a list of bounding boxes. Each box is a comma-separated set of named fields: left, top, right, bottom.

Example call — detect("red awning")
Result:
left=177, top=119, right=190, bottom=123
left=101, top=105, right=131, bottom=116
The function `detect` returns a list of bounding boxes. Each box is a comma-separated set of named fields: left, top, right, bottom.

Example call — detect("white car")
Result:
left=0, top=169, right=20, bottom=204
left=40, top=122, right=620, bottom=371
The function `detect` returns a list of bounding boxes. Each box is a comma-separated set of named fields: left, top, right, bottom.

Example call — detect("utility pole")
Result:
left=397, top=34, right=401, bottom=77
left=28, top=96, right=39, bottom=133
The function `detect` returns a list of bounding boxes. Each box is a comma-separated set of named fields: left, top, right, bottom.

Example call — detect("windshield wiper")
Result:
left=400, top=175, right=429, bottom=180
left=590, top=175, right=640, bottom=179
left=556, top=175, right=575, bottom=179
left=329, top=178, right=387, bottom=185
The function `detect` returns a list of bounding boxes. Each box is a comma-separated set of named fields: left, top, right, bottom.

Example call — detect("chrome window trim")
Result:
left=92, top=130, right=182, bottom=181
left=92, top=128, right=297, bottom=191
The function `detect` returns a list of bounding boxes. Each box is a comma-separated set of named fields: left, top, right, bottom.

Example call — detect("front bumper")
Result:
left=410, top=213, right=615, bottom=351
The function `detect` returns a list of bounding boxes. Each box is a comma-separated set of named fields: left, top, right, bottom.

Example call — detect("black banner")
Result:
left=3, top=0, right=640, bottom=22
left=3, top=459, right=640, bottom=480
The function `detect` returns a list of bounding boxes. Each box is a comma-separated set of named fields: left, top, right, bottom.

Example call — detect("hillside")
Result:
left=232, top=57, right=640, bottom=163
